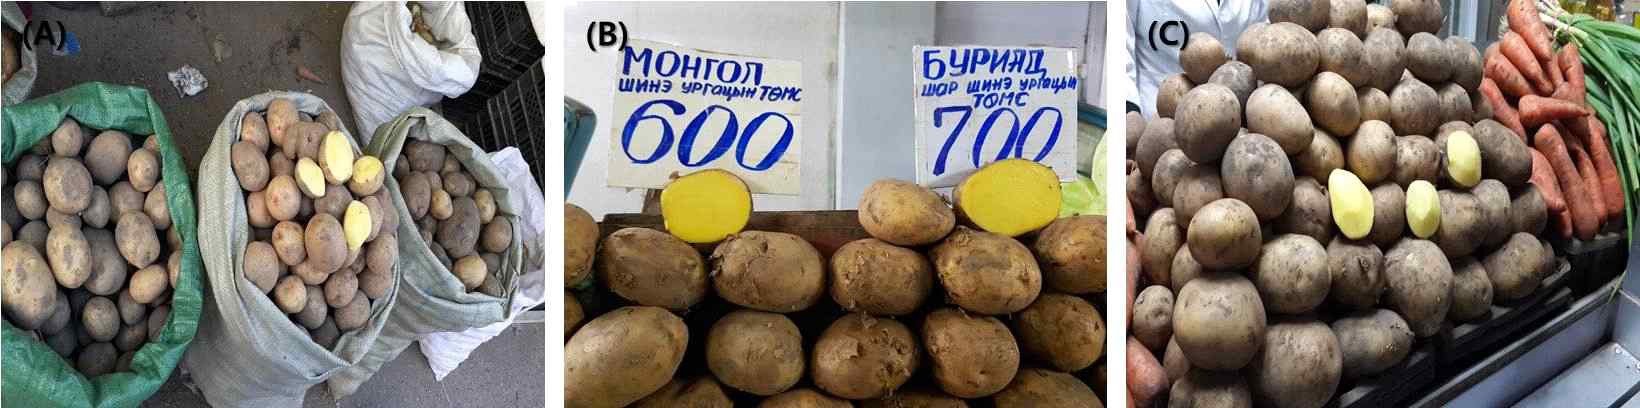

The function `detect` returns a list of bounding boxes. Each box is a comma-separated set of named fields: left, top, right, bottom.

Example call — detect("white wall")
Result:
left=834, top=3, right=936, bottom=208
left=934, top=1, right=1107, bottom=108
left=564, top=2, right=840, bottom=219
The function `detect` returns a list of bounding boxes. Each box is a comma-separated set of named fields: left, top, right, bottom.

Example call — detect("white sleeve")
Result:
left=1124, top=1, right=1140, bottom=112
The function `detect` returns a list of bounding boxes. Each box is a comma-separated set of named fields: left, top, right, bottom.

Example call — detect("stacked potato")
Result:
left=230, top=98, right=397, bottom=348
left=2, top=119, right=183, bottom=377
left=564, top=178, right=1107, bottom=408
left=392, top=140, right=510, bottom=294
left=1128, top=1, right=1558, bottom=406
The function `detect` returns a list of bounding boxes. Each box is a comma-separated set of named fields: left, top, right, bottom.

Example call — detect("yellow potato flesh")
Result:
left=1446, top=131, right=1481, bottom=188
left=956, top=159, right=1062, bottom=237
left=661, top=169, right=751, bottom=243
left=1329, top=169, right=1375, bottom=239
left=1406, top=180, right=1441, bottom=238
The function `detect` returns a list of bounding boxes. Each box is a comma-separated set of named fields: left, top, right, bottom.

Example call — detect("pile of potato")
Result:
left=393, top=140, right=510, bottom=294
left=1128, top=0, right=1559, bottom=406
left=564, top=177, right=1107, bottom=408
left=2, top=118, right=183, bottom=377
left=230, top=98, right=397, bottom=348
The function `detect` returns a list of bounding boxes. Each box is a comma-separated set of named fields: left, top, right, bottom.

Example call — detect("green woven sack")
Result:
left=1, top=82, right=203, bottom=408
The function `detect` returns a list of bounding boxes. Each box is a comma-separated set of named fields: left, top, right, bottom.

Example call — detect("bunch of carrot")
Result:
left=1479, top=0, right=1627, bottom=240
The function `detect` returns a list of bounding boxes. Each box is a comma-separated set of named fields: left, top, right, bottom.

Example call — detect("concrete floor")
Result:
left=20, top=3, right=546, bottom=407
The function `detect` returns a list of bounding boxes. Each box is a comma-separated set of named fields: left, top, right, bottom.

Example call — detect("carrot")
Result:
left=1577, top=116, right=1624, bottom=218
left=1546, top=50, right=1565, bottom=89
left=1128, top=337, right=1168, bottom=407
left=1557, top=208, right=1573, bottom=238
left=1508, top=0, right=1556, bottom=62
left=1481, top=78, right=1530, bottom=143
left=1531, top=148, right=1568, bottom=212
left=1559, top=43, right=1587, bottom=105
left=1567, top=138, right=1607, bottom=221
left=1486, top=44, right=1536, bottom=98
left=1500, top=33, right=1553, bottom=95
left=1519, top=95, right=1590, bottom=128
left=1535, top=125, right=1600, bottom=239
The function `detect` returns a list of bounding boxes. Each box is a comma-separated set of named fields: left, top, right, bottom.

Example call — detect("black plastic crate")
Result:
left=461, top=1, right=544, bottom=100
left=442, top=59, right=546, bottom=187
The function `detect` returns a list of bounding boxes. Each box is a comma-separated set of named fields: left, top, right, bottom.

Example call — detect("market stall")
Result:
left=1124, top=0, right=1640, bottom=406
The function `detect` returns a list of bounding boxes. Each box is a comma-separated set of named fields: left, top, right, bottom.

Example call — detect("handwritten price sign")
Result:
left=913, top=46, right=1079, bottom=187
left=608, top=39, right=803, bottom=194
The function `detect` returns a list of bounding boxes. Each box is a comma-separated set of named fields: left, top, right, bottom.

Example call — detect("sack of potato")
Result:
left=2, top=2, right=37, bottom=105
left=324, top=107, right=523, bottom=396
left=184, top=92, right=402, bottom=407
left=1, top=82, right=203, bottom=406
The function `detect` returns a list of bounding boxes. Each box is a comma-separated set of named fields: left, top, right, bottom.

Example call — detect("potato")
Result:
left=113, top=212, right=160, bottom=268
left=15, top=154, right=47, bottom=182
left=1390, top=78, right=1441, bottom=137
left=14, top=180, right=49, bottom=221
left=144, top=184, right=171, bottom=230
left=1340, top=122, right=1398, bottom=188
left=77, top=342, right=118, bottom=377
left=1163, top=338, right=1192, bottom=384
left=84, top=130, right=133, bottom=186
left=1307, top=72, right=1362, bottom=137
left=1210, top=60, right=1257, bottom=107
left=324, top=269, right=359, bottom=308
left=294, top=157, right=327, bottom=198
left=429, top=189, right=453, bottom=220
left=50, top=118, right=87, bottom=156
left=317, top=131, right=355, bottom=184
left=1485, top=233, right=1544, bottom=302
left=1171, top=246, right=1205, bottom=293
left=44, top=157, right=93, bottom=213
left=1392, top=0, right=1442, bottom=36
left=1247, top=318, right=1343, bottom=408
left=1433, top=190, right=1482, bottom=257
left=343, top=200, right=372, bottom=252
left=1014, top=293, right=1104, bottom=372
left=1405, top=180, right=1441, bottom=238
left=759, top=389, right=852, bottom=408
left=1405, top=32, right=1451, bottom=83
left=1182, top=32, right=1229, bottom=84
left=1136, top=118, right=1178, bottom=175
left=1472, top=180, right=1511, bottom=247
left=1171, top=369, right=1253, bottom=408
left=632, top=377, right=733, bottom=408
left=1221, top=133, right=1296, bottom=221
left=289, top=122, right=329, bottom=161
left=1438, top=84, right=1473, bottom=126
left=1448, top=36, right=1483, bottom=91
left=402, top=140, right=447, bottom=173
left=1362, top=29, right=1406, bottom=91
left=439, top=171, right=474, bottom=198
left=43, top=291, right=73, bottom=335
left=921, top=308, right=1018, bottom=398
left=1450, top=257, right=1493, bottom=321
left=44, top=208, right=80, bottom=230
left=269, top=221, right=308, bottom=266
left=857, top=179, right=955, bottom=246
left=862, top=388, right=967, bottom=408
left=1392, top=134, right=1440, bottom=186
left=1033, top=215, right=1105, bottom=294
left=42, top=226, right=92, bottom=289
left=1244, top=22, right=1321, bottom=88
left=78, top=187, right=112, bottom=229
left=1157, top=74, right=1193, bottom=119
left=597, top=228, right=706, bottom=310
left=1187, top=199, right=1263, bottom=270
left=82, top=296, right=119, bottom=342
left=1270, top=0, right=1330, bottom=31
left=1366, top=3, right=1396, bottom=31
left=17, top=220, right=47, bottom=255
left=1172, top=166, right=1223, bottom=224
left=704, top=231, right=823, bottom=312
left=128, top=264, right=166, bottom=304
left=239, top=112, right=271, bottom=153
left=1358, top=87, right=1392, bottom=123
left=327, top=289, right=367, bottom=331
left=1254, top=234, right=1331, bottom=314
left=1128, top=164, right=1158, bottom=217
left=1152, top=149, right=1196, bottom=207
left=304, top=213, right=348, bottom=275
left=452, top=255, right=486, bottom=290
left=1132, top=285, right=1174, bottom=352
left=358, top=267, right=392, bottom=301
left=1141, top=208, right=1186, bottom=287
left=1331, top=0, right=1369, bottom=34
left=1175, top=83, right=1244, bottom=163
left=268, top=151, right=294, bottom=178
left=147, top=305, right=170, bottom=340
left=1383, top=238, right=1453, bottom=336
left=3, top=242, right=59, bottom=329
left=930, top=227, right=1041, bottom=315
left=1317, top=28, right=1368, bottom=86
left=264, top=99, right=298, bottom=148
left=307, top=318, right=340, bottom=349
left=80, top=230, right=126, bottom=297
left=706, top=310, right=804, bottom=396
left=436, top=196, right=480, bottom=257
left=1472, top=120, right=1531, bottom=187
left=121, top=150, right=163, bottom=198
left=1363, top=183, right=1407, bottom=246
left=1511, top=186, right=1548, bottom=236
left=1331, top=309, right=1414, bottom=379
left=238, top=240, right=282, bottom=293
left=308, top=183, right=353, bottom=220
left=827, top=239, right=933, bottom=316
left=1277, top=177, right=1334, bottom=243
left=811, top=313, right=921, bottom=399
left=263, top=175, right=302, bottom=222
left=992, top=368, right=1102, bottom=407
left=1174, top=272, right=1267, bottom=370
left=228, top=142, right=271, bottom=192
left=296, top=285, right=327, bottom=330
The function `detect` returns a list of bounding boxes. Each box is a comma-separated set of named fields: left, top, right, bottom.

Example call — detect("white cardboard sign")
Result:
left=607, top=39, right=804, bottom=194
left=913, top=46, right=1079, bottom=187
